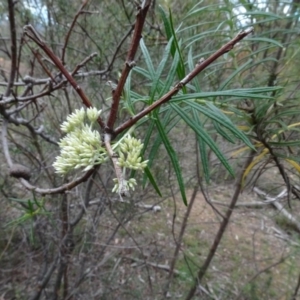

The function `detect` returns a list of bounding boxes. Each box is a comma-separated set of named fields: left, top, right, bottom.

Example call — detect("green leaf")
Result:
left=213, top=120, right=236, bottom=143
left=188, top=101, right=254, bottom=150
left=246, top=37, right=283, bottom=48
left=241, top=11, right=283, bottom=19
left=155, top=112, right=187, bottom=205
left=170, top=87, right=281, bottom=102
left=150, top=37, right=173, bottom=101
left=159, top=49, right=180, bottom=97
left=269, top=140, right=300, bottom=147
left=171, top=103, right=234, bottom=176
left=192, top=109, right=210, bottom=182
left=140, top=38, right=155, bottom=78
left=143, top=166, right=162, bottom=197
left=219, top=59, right=253, bottom=90
left=123, top=71, right=135, bottom=115
left=159, top=6, right=186, bottom=90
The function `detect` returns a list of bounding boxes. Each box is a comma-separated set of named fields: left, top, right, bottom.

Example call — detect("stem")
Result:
left=114, top=27, right=254, bottom=135
left=107, top=0, right=152, bottom=129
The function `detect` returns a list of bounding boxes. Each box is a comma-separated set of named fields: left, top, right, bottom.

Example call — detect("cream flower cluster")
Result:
left=117, top=135, right=148, bottom=171
left=53, top=108, right=106, bottom=174
left=53, top=108, right=148, bottom=194
left=112, top=178, right=137, bottom=193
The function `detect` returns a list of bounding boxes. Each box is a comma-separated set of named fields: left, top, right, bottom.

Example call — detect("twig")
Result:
left=29, top=255, right=59, bottom=300
left=23, top=25, right=105, bottom=129
left=71, top=52, right=98, bottom=76
left=104, top=133, right=128, bottom=197
left=4, top=0, right=17, bottom=98
left=114, top=26, right=254, bottom=135
left=125, top=256, right=182, bottom=276
left=61, top=0, right=89, bottom=65
left=291, top=273, right=300, bottom=300
left=19, top=169, right=95, bottom=195
left=107, top=0, right=152, bottom=129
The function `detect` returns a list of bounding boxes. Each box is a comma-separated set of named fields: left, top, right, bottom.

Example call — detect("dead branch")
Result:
left=124, top=256, right=182, bottom=276
left=254, top=187, right=300, bottom=232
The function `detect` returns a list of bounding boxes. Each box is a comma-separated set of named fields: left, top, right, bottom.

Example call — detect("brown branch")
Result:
left=19, top=169, right=95, bottom=195
left=5, top=0, right=17, bottom=98
left=61, top=0, right=89, bottom=65
left=0, top=69, right=106, bottom=87
left=105, top=24, right=135, bottom=73
left=2, top=117, right=94, bottom=194
left=114, top=26, right=254, bottom=135
left=107, top=0, right=152, bottom=130
left=71, top=52, right=97, bottom=76
left=32, top=48, right=57, bottom=82
left=291, top=273, right=300, bottom=300
left=0, top=80, right=65, bottom=105
left=23, top=25, right=105, bottom=129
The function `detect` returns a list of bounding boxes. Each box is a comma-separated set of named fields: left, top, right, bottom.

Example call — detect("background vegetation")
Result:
left=1, top=0, right=300, bottom=299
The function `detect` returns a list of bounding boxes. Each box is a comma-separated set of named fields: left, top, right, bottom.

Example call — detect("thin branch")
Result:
left=29, top=255, right=59, bottom=300
left=61, top=0, right=89, bottom=65
left=23, top=25, right=105, bottom=129
left=71, top=52, right=97, bottom=75
left=5, top=0, right=17, bottom=97
left=114, top=27, right=254, bottom=135
left=254, top=187, right=300, bottom=233
left=291, top=273, right=300, bottom=300
left=107, top=0, right=152, bottom=129
left=19, top=169, right=95, bottom=195
left=125, top=256, right=182, bottom=275
left=105, top=24, right=135, bottom=73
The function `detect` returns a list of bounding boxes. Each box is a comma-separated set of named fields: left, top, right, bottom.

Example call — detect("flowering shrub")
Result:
left=53, top=107, right=148, bottom=193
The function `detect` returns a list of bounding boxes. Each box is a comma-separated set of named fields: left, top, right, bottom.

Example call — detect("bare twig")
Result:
left=19, top=169, right=95, bottom=195
left=61, top=0, right=89, bottom=65
left=23, top=25, right=105, bottom=129
left=29, top=255, right=59, bottom=300
left=291, top=273, right=300, bottom=300
left=125, top=256, right=182, bottom=275
left=71, top=52, right=97, bottom=76
left=5, top=0, right=17, bottom=98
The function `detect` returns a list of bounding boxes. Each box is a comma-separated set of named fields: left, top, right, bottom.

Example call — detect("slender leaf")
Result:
left=171, top=103, right=234, bottom=176
left=155, top=112, right=187, bottom=205
left=143, top=166, right=162, bottom=196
